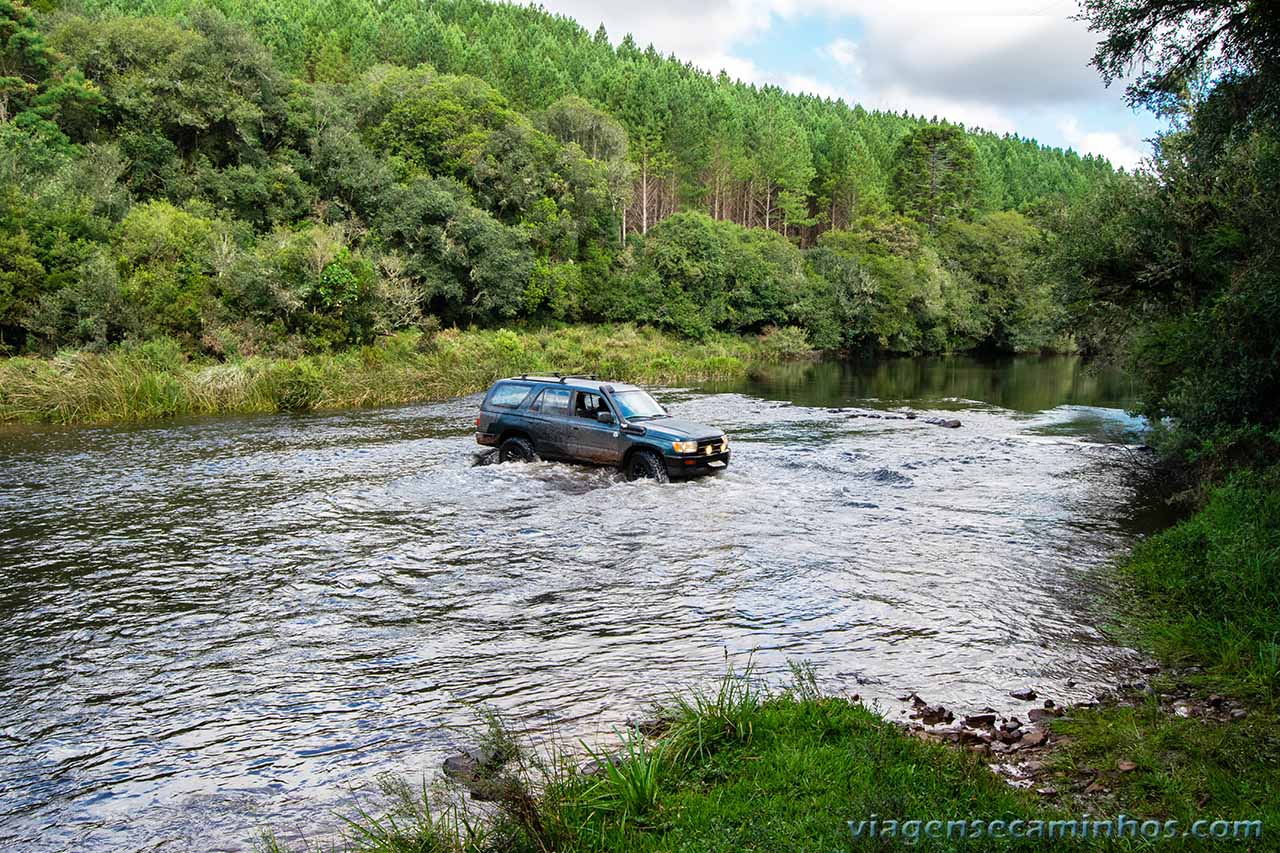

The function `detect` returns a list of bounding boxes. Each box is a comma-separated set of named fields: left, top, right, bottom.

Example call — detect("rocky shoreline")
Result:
left=441, top=668, right=1255, bottom=809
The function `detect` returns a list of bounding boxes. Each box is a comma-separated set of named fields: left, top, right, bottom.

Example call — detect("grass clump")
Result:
left=0, top=324, right=804, bottom=426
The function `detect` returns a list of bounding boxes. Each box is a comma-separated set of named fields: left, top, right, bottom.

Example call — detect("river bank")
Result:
left=0, top=324, right=812, bottom=426
left=266, top=465, right=1280, bottom=851
left=264, top=661, right=1273, bottom=851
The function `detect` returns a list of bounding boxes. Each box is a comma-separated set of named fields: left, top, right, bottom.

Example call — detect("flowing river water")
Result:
left=0, top=355, right=1156, bottom=850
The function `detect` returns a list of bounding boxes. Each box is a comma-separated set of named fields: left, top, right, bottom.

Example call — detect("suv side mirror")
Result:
left=596, top=411, right=615, bottom=424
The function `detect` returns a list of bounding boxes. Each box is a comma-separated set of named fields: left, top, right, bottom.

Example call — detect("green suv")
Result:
left=475, top=375, right=730, bottom=482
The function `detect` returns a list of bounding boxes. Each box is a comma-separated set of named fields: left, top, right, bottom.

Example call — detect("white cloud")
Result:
left=1057, top=118, right=1148, bottom=170
left=822, top=37, right=858, bottom=68
left=533, top=0, right=776, bottom=77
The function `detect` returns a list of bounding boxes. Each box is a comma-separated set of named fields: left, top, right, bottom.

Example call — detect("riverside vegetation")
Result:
left=0, top=324, right=809, bottom=424
left=2, top=0, right=1105, bottom=424
left=4, top=0, right=1280, bottom=848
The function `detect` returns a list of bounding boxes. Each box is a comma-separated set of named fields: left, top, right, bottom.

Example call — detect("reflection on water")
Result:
left=709, top=354, right=1139, bottom=414
left=0, top=355, right=1146, bottom=850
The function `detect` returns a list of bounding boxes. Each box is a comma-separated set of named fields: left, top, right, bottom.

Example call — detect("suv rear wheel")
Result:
left=498, top=436, right=538, bottom=463
left=626, top=449, right=669, bottom=483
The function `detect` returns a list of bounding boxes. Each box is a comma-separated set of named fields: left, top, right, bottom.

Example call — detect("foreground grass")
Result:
left=0, top=324, right=810, bottom=426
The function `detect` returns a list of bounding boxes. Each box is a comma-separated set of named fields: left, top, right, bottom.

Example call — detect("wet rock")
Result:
left=471, top=448, right=499, bottom=467
left=1002, top=718, right=1022, bottom=732
left=924, top=417, right=962, bottom=429
left=958, top=728, right=993, bottom=746
left=898, top=692, right=928, bottom=708
left=1043, top=699, right=1056, bottom=709
left=443, top=748, right=510, bottom=801
left=578, top=751, right=626, bottom=777
left=1066, top=679, right=1077, bottom=688
left=1028, top=707, right=1061, bottom=723
left=1010, top=688, right=1038, bottom=701
left=631, top=717, right=672, bottom=737
left=911, top=704, right=954, bottom=725
left=963, top=713, right=998, bottom=728
left=1019, top=728, right=1048, bottom=748
left=443, top=747, right=504, bottom=779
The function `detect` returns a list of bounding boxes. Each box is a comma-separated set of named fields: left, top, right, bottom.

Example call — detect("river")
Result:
left=0, top=355, right=1151, bottom=849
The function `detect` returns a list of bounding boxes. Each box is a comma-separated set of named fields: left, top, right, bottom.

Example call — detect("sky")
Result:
left=526, top=0, right=1167, bottom=170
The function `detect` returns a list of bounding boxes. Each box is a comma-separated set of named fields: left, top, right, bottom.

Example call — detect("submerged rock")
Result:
left=442, top=747, right=510, bottom=801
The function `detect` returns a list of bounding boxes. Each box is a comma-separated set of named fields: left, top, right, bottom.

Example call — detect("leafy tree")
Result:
left=116, top=200, right=218, bottom=340
left=891, top=125, right=978, bottom=230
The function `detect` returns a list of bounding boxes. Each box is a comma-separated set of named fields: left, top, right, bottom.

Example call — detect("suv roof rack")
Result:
left=517, top=373, right=599, bottom=383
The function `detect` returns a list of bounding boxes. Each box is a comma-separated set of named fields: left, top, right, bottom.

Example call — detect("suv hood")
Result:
left=631, top=417, right=722, bottom=441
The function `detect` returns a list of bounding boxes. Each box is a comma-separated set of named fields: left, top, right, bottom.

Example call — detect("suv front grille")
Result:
left=696, top=437, right=727, bottom=455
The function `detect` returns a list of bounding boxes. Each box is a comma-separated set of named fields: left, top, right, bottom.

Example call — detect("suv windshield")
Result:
left=612, top=389, right=666, bottom=420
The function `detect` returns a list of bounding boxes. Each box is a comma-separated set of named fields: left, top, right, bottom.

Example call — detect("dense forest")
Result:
left=1, top=0, right=1118, bottom=362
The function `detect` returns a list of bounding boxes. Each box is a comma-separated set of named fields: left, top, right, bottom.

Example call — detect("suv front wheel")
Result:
left=498, top=436, right=539, bottom=463
left=625, top=449, right=670, bottom=483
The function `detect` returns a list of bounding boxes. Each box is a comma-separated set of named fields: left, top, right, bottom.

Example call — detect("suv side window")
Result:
left=573, top=391, right=607, bottom=419
left=488, top=382, right=532, bottom=409
left=530, top=387, right=571, bottom=415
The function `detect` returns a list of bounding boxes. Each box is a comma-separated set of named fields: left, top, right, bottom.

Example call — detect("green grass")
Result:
left=1120, top=464, right=1280, bottom=702
left=1049, top=697, right=1280, bottom=838
left=1031, top=462, right=1280, bottom=849
left=0, top=324, right=811, bottom=426
left=550, top=694, right=1050, bottom=852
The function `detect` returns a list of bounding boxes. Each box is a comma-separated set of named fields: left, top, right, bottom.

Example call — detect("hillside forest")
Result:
left=1, top=0, right=1119, bottom=364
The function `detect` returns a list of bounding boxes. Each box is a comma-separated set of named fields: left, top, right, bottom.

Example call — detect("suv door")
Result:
left=525, top=386, right=574, bottom=458
left=569, top=390, right=625, bottom=465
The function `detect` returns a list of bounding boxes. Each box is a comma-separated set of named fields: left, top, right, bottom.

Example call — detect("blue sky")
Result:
left=530, top=0, right=1167, bottom=169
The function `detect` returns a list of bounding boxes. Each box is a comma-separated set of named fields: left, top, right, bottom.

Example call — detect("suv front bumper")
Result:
left=665, top=449, right=730, bottom=478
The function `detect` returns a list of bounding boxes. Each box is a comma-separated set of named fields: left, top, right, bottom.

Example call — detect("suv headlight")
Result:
left=672, top=439, right=698, bottom=454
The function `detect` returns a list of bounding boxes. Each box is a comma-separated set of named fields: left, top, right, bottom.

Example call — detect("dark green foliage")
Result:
left=376, top=176, right=533, bottom=326
left=1080, top=0, right=1280, bottom=132
left=614, top=212, right=809, bottom=339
